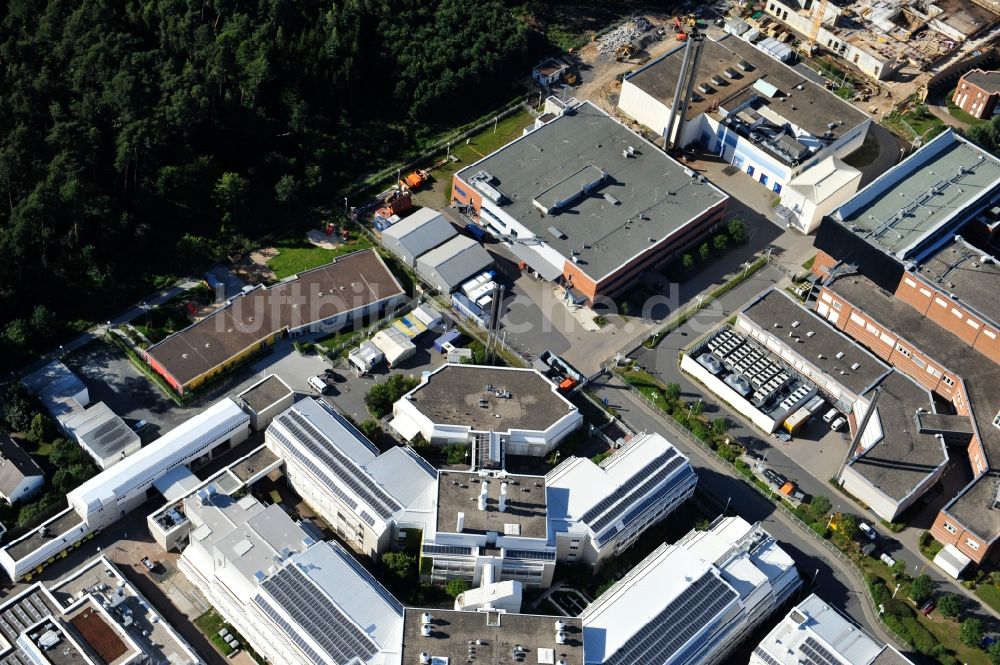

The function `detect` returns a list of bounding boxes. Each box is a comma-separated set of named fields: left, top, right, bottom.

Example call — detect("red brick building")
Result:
left=952, top=69, right=1000, bottom=119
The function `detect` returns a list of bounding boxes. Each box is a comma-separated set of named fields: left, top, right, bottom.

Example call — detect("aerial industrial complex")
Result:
left=451, top=100, right=729, bottom=306
left=14, top=7, right=1000, bottom=663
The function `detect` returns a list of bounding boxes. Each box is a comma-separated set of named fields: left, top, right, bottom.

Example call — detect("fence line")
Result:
left=345, top=97, right=534, bottom=205
left=613, top=375, right=909, bottom=649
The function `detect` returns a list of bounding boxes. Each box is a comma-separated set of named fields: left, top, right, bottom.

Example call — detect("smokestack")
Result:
left=478, top=481, right=489, bottom=511
left=457, top=511, right=465, bottom=532
left=498, top=483, right=508, bottom=512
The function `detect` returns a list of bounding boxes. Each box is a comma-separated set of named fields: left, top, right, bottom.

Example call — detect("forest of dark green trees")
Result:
left=0, top=0, right=540, bottom=371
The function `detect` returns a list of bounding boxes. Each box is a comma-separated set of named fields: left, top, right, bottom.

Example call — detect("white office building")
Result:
left=546, top=432, right=697, bottom=565
left=421, top=469, right=556, bottom=589
left=178, top=489, right=404, bottom=665
left=582, top=516, right=800, bottom=665
left=752, top=593, right=913, bottom=665
left=265, top=398, right=437, bottom=559
left=390, top=364, right=583, bottom=457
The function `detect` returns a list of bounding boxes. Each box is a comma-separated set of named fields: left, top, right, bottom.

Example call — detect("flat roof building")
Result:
left=237, top=374, right=295, bottom=431
left=177, top=488, right=405, bottom=665
left=0, top=434, right=43, bottom=504
left=815, top=129, right=1000, bottom=290
left=581, top=516, right=800, bottom=665
left=380, top=207, right=457, bottom=267
left=146, top=249, right=405, bottom=394
left=414, top=235, right=493, bottom=294
left=61, top=401, right=141, bottom=469
left=778, top=156, right=863, bottom=234
left=423, top=469, right=556, bottom=589
left=391, top=364, right=583, bottom=457
left=546, top=432, right=697, bottom=565
left=265, top=398, right=437, bottom=559
left=22, top=361, right=89, bottom=425
left=67, top=397, right=250, bottom=530
left=618, top=34, right=870, bottom=203
left=401, top=609, right=584, bottom=665
left=0, top=556, right=202, bottom=665
left=451, top=100, right=728, bottom=306
left=752, top=593, right=914, bottom=665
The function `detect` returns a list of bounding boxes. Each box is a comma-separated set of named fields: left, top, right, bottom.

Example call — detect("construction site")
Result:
left=758, top=0, right=1000, bottom=80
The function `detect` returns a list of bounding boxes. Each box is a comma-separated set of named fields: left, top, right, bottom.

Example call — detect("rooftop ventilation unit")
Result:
left=806, top=331, right=815, bottom=337
left=737, top=59, right=753, bottom=71
left=851, top=362, right=861, bottom=370
left=835, top=351, right=845, bottom=359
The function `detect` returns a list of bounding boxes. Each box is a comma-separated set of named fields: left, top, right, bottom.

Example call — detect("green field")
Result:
left=408, top=109, right=535, bottom=208
left=267, top=234, right=373, bottom=280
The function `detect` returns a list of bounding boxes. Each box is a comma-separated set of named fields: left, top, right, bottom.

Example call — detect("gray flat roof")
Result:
left=625, top=34, right=867, bottom=138
left=456, top=101, right=727, bottom=283
left=62, top=402, right=139, bottom=462
left=831, top=130, right=1000, bottom=259
left=827, top=276, right=1000, bottom=540
left=741, top=289, right=889, bottom=396
left=401, top=608, right=584, bottom=665
left=416, top=235, right=493, bottom=288
left=964, top=69, right=1000, bottom=93
left=848, top=372, right=947, bottom=502
left=239, top=375, right=294, bottom=413
left=406, top=365, right=575, bottom=433
left=915, top=238, right=1000, bottom=328
left=6, top=509, right=84, bottom=561
left=437, top=470, right=548, bottom=539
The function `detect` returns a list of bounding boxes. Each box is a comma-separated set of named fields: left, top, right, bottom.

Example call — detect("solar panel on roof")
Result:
left=605, top=572, right=737, bottom=665
left=422, top=544, right=473, bottom=556
left=590, top=456, right=688, bottom=534
left=260, top=565, right=380, bottom=663
left=505, top=549, right=556, bottom=561
left=801, top=636, right=845, bottom=665
left=278, top=410, right=402, bottom=520
left=580, top=450, right=676, bottom=525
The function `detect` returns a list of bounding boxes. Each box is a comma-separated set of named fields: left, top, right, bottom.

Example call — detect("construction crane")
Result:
left=801, top=0, right=829, bottom=56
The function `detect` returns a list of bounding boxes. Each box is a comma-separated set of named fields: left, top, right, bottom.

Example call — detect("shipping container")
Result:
left=433, top=330, right=462, bottom=353
left=783, top=407, right=811, bottom=434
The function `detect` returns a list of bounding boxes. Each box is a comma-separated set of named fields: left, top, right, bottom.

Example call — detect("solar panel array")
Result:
left=254, top=594, right=329, bottom=665
left=801, top=636, right=846, bottom=665
left=422, top=544, right=473, bottom=556
left=618, top=464, right=695, bottom=528
left=260, top=564, right=379, bottom=663
left=705, top=328, right=791, bottom=403
left=505, top=549, right=556, bottom=561
left=581, top=450, right=676, bottom=526
left=605, top=572, right=737, bottom=665
left=590, top=456, right=687, bottom=534
left=270, top=427, right=361, bottom=512
left=753, top=647, right=783, bottom=665
left=279, top=409, right=402, bottom=520
left=402, top=445, right=438, bottom=479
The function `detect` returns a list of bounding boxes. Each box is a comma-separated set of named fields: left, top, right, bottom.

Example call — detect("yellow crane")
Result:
left=801, top=0, right=829, bottom=56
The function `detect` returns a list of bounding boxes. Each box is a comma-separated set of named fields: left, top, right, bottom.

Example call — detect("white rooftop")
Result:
left=786, top=156, right=861, bottom=204
left=754, top=594, right=891, bottom=665
left=68, top=397, right=248, bottom=516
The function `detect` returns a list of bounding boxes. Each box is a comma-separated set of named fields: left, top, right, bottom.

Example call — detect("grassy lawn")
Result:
left=315, top=328, right=363, bottom=354
left=410, top=109, right=533, bottom=208
left=843, top=134, right=881, bottom=169
left=801, top=255, right=816, bottom=271
left=884, top=102, right=946, bottom=142
left=268, top=233, right=374, bottom=280
left=975, top=582, right=1000, bottom=615
left=946, top=91, right=987, bottom=127
left=193, top=610, right=235, bottom=656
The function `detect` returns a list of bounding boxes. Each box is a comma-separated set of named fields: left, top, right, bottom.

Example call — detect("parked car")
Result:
left=697, top=353, right=723, bottom=375
left=822, top=408, right=839, bottom=424
left=830, top=416, right=847, bottom=431
left=859, top=522, right=877, bottom=541
left=762, top=468, right=787, bottom=487
left=141, top=557, right=158, bottom=572
left=919, top=599, right=936, bottom=616
left=131, top=419, right=148, bottom=432
left=308, top=375, right=330, bottom=394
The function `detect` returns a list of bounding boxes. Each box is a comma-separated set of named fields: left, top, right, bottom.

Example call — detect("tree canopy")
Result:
left=0, top=0, right=534, bottom=371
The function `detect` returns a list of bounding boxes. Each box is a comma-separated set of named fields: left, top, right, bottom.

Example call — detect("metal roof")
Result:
left=21, top=361, right=88, bottom=420
left=61, top=402, right=139, bottom=464
left=415, top=235, right=493, bottom=290
left=381, top=207, right=456, bottom=253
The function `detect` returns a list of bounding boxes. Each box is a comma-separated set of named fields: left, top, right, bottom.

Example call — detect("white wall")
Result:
left=618, top=78, right=705, bottom=148
left=839, top=466, right=903, bottom=521
left=680, top=354, right=779, bottom=432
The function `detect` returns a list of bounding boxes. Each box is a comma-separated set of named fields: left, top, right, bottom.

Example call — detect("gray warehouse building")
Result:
left=381, top=207, right=457, bottom=266
left=415, top=235, right=492, bottom=293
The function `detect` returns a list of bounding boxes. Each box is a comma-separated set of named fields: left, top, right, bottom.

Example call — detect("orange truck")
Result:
left=402, top=169, right=430, bottom=190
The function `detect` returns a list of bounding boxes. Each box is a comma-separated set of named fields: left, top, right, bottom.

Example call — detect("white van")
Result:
left=308, top=375, right=328, bottom=394
left=831, top=416, right=847, bottom=431
left=822, top=407, right=839, bottom=424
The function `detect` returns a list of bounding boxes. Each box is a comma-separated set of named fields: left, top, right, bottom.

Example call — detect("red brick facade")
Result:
left=953, top=70, right=1000, bottom=120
